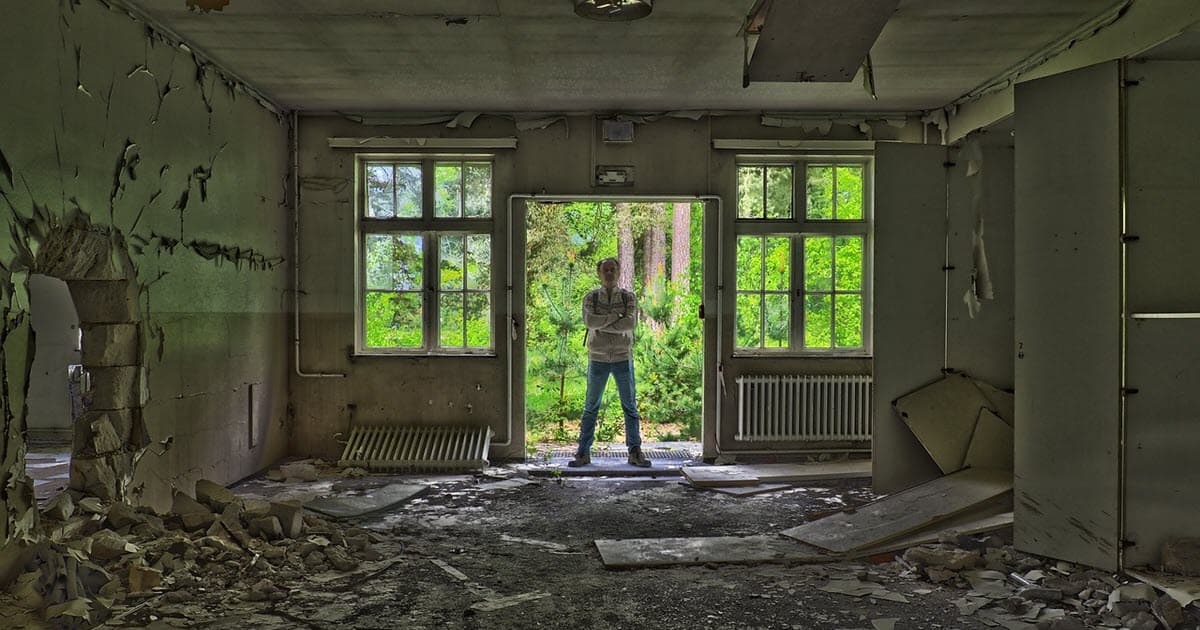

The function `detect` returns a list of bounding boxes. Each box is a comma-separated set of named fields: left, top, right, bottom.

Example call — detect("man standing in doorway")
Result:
left=569, top=257, right=652, bottom=468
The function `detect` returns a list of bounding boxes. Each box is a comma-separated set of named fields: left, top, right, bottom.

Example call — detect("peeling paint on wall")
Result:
left=0, top=0, right=291, bottom=567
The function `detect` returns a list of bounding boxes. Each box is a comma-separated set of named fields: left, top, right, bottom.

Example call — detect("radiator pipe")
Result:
left=292, top=111, right=346, bottom=379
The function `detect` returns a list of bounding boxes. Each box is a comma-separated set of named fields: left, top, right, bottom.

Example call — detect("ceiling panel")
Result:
left=124, top=0, right=1121, bottom=113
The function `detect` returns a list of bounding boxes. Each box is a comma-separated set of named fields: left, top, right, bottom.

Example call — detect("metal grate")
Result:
left=544, top=447, right=697, bottom=461
left=339, top=425, right=494, bottom=472
left=736, top=374, right=872, bottom=442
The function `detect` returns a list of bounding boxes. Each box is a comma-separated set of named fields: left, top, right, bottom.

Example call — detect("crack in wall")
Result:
left=130, top=232, right=284, bottom=271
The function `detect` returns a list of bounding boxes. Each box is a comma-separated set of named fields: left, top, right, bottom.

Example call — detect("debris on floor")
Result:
left=0, top=476, right=398, bottom=626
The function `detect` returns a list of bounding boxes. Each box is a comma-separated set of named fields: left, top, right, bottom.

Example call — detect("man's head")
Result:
left=596, top=257, right=619, bottom=288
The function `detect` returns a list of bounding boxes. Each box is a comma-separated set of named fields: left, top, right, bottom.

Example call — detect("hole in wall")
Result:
left=25, top=274, right=80, bottom=505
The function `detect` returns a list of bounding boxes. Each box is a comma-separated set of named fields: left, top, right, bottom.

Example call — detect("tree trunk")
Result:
left=617, top=203, right=635, bottom=290
left=671, top=202, right=691, bottom=292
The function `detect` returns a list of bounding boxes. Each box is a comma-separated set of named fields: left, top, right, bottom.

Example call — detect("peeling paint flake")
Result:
left=0, top=146, right=12, bottom=189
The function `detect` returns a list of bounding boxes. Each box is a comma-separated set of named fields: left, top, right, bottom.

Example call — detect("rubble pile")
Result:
left=897, top=533, right=1199, bottom=630
left=0, top=478, right=389, bottom=627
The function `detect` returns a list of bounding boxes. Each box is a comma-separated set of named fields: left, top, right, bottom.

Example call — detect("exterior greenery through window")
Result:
left=735, top=160, right=869, bottom=353
left=359, top=158, right=494, bottom=353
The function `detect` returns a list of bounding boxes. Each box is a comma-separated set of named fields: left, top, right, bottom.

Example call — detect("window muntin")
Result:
left=357, top=157, right=495, bottom=354
left=734, top=158, right=870, bottom=355
left=805, top=164, right=864, bottom=220
left=737, top=165, right=793, bottom=219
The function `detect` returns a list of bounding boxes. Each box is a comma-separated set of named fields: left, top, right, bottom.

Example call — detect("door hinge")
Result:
left=1121, top=387, right=1139, bottom=396
left=1121, top=234, right=1140, bottom=243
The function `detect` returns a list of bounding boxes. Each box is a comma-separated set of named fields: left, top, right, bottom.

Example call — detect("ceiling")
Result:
left=124, top=0, right=1124, bottom=114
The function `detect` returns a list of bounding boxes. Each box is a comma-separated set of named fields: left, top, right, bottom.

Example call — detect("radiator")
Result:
left=339, top=425, right=494, bottom=472
left=736, top=374, right=872, bottom=442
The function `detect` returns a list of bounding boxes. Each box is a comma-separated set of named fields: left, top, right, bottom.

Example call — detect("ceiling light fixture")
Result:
left=574, top=0, right=653, bottom=22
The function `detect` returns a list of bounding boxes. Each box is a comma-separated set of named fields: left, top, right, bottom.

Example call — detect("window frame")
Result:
left=354, top=154, right=497, bottom=356
left=733, top=155, right=874, bottom=357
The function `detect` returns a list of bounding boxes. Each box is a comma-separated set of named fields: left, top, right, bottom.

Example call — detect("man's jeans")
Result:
left=577, top=359, right=642, bottom=455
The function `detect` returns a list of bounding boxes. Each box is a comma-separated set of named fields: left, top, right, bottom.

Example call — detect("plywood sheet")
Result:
left=873, top=142, right=950, bottom=493
left=1013, top=61, right=1121, bottom=571
left=894, top=374, right=992, bottom=474
left=1125, top=569, right=1200, bottom=607
left=684, top=461, right=871, bottom=488
left=973, top=380, right=1014, bottom=426
left=595, top=536, right=832, bottom=568
left=963, top=409, right=1013, bottom=471
left=681, top=467, right=760, bottom=488
left=853, top=509, right=1014, bottom=558
left=704, top=483, right=794, bottom=497
left=781, top=468, right=1012, bottom=553
left=748, top=0, right=901, bottom=83
left=304, top=483, right=426, bottom=519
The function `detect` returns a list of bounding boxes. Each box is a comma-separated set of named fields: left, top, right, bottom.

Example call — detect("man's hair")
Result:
left=596, top=257, right=620, bottom=273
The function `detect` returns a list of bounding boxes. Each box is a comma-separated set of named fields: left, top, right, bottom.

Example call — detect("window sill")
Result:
left=354, top=351, right=498, bottom=358
left=732, top=352, right=872, bottom=359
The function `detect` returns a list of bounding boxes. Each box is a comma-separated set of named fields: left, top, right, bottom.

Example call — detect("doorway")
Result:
left=522, top=200, right=705, bottom=462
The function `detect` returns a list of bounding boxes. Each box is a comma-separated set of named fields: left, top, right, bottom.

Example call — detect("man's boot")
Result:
left=627, top=447, right=651, bottom=468
left=567, top=451, right=590, bottom=467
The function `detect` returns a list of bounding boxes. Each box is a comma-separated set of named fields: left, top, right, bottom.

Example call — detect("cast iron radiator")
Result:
left=339, top=425, right=494, bottom=472
left=735, top=374, right=872, bottom=442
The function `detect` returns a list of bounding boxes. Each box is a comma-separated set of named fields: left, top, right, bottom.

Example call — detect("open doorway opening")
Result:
left=524, top=201, right=704, bottom=464
left=25, top=274, right=82, bottom=504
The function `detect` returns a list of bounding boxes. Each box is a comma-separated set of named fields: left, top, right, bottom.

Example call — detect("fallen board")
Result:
left=704, top=483, right=795, bottom=497
left=304, top=483, right=426, bottom=519
left=1125, top=569, right=1200, bottom=607
left=595, top=535, right=833, bottom=568
left=894, top=374, right=993, bottom=474
left=682, top=460, right=871, bottom=488
left=851, top=507, right=1014, bottom=558
left=962, top=409, right=1013, bottom=471
left=781, top=467, right=1013, bottom=553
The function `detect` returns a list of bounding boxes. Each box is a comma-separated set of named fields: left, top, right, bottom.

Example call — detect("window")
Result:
left=358, top=158, right=495, bottom=354
left=734, top=158, right=870, bottom=354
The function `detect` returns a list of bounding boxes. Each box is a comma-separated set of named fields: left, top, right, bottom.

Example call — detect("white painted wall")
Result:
left=27, top=275, right=80, bottom=432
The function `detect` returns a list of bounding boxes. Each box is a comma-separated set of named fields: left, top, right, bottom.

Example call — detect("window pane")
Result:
left=764, top=294, right=789, bottom=348
left=366, top=234, right=422, bottom=290
left=834, top=236, right=863, bottom=291
left=806, top=165, right=833, bottom=220
left=365, top=291, right=422, bottom=348
left=804, top=236, right=833, bottom=291
left=439, top=293, right=465, bottom=347
left=737, top=166, right=764, bottom=219
left=765, top=166, right=793, bottom=219
left=465, top=293, right=491, bottom=348
left=835, top=165, right=864, bottom=220
left=466, top=234, right=491, bottom=290
left=440, top=235, right=464, bottom=290
left=764, top=237, right=790, bottom=291
left=736, top=294, right=763, bottom=349
left=366, top=164, right=394, bottom=218
left=395, top=164, right=422, bottom=218
left=435, top=163, right=463, bottom=218
left=805, top=294, right=832, bottom=348
left=835, top=294, right=863, bottom=348
left=736, top=236, right=764, bottom=291
left=464, top=163, right=492, bottom=217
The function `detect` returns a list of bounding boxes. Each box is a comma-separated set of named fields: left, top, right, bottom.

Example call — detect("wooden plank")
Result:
left=594, top=535, right=833, bottom=569
left=704, top=483, right=794, bottom=497
left=682, top=460, right=871, bottom=488
left=1014, top=61, right=1121, bottom=571
left=780, top=468, right=1013, bottom=554
left=963, top=409, right=1013, bottom=471
left=748, top=0, right=901, bottom=83
left=851, top=499, right=1014, bottom=558
left=873, top=142, right=948, bottom=493
left=681, top=467, right=760, bottom=488
left=893, top=374, right=991, bottom=474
